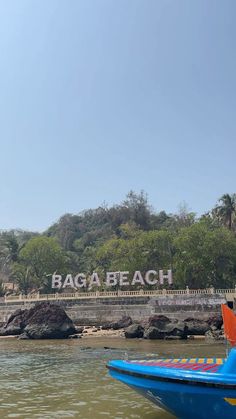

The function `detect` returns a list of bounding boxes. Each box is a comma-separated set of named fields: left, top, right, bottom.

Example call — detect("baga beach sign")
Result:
left=52, top=269, right=173, bottom=289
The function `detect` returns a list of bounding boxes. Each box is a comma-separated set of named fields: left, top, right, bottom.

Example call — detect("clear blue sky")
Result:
left=0, top=0, right=235, bottom=231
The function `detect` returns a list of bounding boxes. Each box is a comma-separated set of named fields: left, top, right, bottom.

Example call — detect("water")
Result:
left=0, top=338, right=226, bottom=419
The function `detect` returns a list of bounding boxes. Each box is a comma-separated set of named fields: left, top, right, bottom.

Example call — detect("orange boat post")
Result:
left=221, top=304, right=236, bottom=347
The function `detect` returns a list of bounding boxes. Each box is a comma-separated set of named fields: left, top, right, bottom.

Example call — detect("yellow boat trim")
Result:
left=224, top=398, right=236, bottom=406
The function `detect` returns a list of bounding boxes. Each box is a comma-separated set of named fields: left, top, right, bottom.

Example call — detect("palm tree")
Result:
left=214, top=193, right=236, bottom=230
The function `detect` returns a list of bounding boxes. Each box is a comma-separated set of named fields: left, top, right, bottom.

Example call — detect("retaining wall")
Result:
left=0, top=294, right=227, bottom=325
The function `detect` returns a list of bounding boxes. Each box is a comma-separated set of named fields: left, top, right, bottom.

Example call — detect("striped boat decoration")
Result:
left=126, top=358, right=226, bottom=373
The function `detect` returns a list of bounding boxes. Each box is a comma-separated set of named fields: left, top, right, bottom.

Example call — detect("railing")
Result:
left=4, top=287, right=236, bottom=303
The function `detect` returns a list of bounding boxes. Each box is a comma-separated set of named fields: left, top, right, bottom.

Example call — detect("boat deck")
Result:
left=126, top=358, right=226, bottom=373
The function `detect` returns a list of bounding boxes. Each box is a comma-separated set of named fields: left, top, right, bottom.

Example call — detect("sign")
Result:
left=52, top=270, right=173, bottom=289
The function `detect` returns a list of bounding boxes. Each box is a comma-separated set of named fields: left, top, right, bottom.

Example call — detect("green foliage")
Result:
left=1, top=191, right=236, bottom=293
left=17, top=236, right=67, bottom=292
left=12, top=264, right=35, bottom=294
left=212, top=193, right=236, bottom=230
left=174, top=221, right=236, bottom=288
left=96, top=230, right=174, bottom=284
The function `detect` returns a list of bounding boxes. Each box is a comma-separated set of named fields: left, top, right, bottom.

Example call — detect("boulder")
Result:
left=112, top=316, right=132, bottom=330
left=184, top=318, right=209, bottom=335
left=207, top=315, right=223, bottom=330
left=144, top=321, right=187, bottom=340
left=125, top=324, right=144, bottom=339
left=0, top=302, right=76, bottom=339
left=148, top=315, right=172, bottom=329
left=144, top=326, right=163, bottom=339
left=0, top=309, right=27, bottom=336
left=24, top=302, right=76, bottom=339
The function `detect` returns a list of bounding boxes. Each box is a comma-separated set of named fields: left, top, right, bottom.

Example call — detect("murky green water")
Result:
left=0, top=338, right=226, bottom=419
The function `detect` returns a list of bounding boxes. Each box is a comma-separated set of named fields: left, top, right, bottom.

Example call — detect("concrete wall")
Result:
left=0, top=293, right=226, bottom=325
left=149, top=294, right=226, bottom=321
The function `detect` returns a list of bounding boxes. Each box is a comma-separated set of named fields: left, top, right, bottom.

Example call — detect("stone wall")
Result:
left=149, top=294, right=226, bottom=321
left=0, top=293, right=226, bottom=325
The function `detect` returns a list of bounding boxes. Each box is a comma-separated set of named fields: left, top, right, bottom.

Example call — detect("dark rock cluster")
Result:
left=0, top=302, right=76, bottom=339
left=0, top=305, right=224, bottom=342
left=123, top=314, right=223, bottom=340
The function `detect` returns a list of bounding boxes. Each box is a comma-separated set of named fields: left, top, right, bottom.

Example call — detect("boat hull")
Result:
left=108, top=349, right=236, bottom=419
left=109, top=367, right=236, bottom=418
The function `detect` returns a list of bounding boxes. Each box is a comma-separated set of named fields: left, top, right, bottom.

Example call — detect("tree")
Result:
left=0, top=233, right=19, bottom=269
left=213, top=193, right=236, bottom=230
left=12, top=264, right=35, bottom=294
left=122, top=190, right=151, bottom=230
left=96, top=229, right=174, bottom=288
left=18, top=236, right=67, bottom=292
left=173, top=221, right=236, bottom=288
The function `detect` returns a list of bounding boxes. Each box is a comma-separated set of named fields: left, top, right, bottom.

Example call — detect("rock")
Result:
left=144, top=327, right=162, bottom=339
left=205, top=329, right=224, bottom=342
left=148, top=315, right=172, bottom=328
left=101, top=322, right=113, bottom=330
left=92, top=329, right=98, bottom=332
left=145, top=315, right=187, bottom=339
left=184, top=318, right=209, bottom=335
left=0, top=302, right=76, bottom=339
left=0, top=309, right=27, bottom=336
left=207, top=315, right=223, bottom=330
left=112, top=316, right=132, bottom=330
left=75, top=326, right=84, bottom=334
left=18, top=333, right=30, bottom=340
left=125, top=324, right=144, bottom=339
left=24, top=302, right=76, bottom=339
left=144, top=321, right=187, bottom=340
left=210, top=326, right=217, bottom=332
left=6, top=309, right=23, bottom=325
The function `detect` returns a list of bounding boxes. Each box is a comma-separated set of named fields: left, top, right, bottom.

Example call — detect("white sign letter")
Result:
left=74, top=273, right=87, bottom=288
left=145, top=270, right=158, bottom=285
left=106, top=272, right=117, bottom=287
left=131, top=271, right=145, bottom=286
left=88, top=272, right=101, bottom=289
left=159, top=269, right=173, bottom=285
left=63, top=274, right=75, bottom=288
left=52, top=274, right=62, bottom=289
left=119, top=271, right=130, bottom=286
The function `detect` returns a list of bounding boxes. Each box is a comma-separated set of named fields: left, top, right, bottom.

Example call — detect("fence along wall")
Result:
left=4, top=287, right=236, bottom=303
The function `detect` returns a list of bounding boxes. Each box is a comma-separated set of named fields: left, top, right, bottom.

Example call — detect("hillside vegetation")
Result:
left=1, top=191, right=236, bottom=294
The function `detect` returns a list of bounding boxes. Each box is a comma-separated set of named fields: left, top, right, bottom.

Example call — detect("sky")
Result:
left=0, top=0, right=235, bottom=231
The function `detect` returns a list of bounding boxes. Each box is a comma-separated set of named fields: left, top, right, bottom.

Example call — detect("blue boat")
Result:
left=107, top=305, right=236, bottom=418
left=107, top=350, right=236, bottom=418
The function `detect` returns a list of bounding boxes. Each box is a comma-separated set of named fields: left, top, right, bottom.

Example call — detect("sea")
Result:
left=0, top=337, right=225, bottom=419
